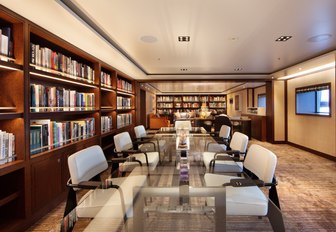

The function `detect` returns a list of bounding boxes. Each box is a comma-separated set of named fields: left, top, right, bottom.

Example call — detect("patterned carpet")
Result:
left=27, top=140, right=336, bottom=231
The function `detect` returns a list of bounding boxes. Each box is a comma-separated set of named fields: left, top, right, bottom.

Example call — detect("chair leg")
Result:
left=269, top=185, right=281, bottom=210
left=63, top=188, right=77, bottom=217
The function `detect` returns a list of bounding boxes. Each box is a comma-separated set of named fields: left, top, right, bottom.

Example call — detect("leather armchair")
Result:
left=149, top=113, right=170, bottom=129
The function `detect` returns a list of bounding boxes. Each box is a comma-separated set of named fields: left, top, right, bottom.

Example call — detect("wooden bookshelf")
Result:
left=0, top=8, right=25, bottom=231
left=0, top=5, right=139, bottom=231
left=156, top=94, right=227, bottom=116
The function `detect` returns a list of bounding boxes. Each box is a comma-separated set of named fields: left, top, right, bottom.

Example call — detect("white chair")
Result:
left=203, top=131, right=248, bottom=172
left=65, top=145, right=147, bottom=219
left=114, top=131, right=160, bottom=173
left=175, top=120, right=192, bottom=130
left=134, top=125, right=166, bottom=155
left=208, top=125, right=231, bottom=152
left=204, top=144, right=284, bottom=230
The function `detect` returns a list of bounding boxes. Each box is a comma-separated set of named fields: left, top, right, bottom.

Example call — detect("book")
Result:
left=31, top=43, right=35, bottom=64
left=30, top=124, right=48, bottom=155
left=0, top=131, right=4, bottom=164
left=31, top=119, right=51, bottom=148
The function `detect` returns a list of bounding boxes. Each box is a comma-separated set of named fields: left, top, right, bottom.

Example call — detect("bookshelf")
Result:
left=0, top=8, right=26, bottom=232
left=116, top=74, right=135, bottom=130
left=156, top=94, right=227, bottom=116
left=0, top=5, right=138, bottom=231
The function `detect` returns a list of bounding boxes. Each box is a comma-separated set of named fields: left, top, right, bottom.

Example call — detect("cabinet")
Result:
left=156, top=94, right=227, bottom=116
left=0, top=5, right=138, bottom=231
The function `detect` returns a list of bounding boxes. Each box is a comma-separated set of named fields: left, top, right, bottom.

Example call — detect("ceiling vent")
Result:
left=275, top=36, right=292, bottom=42
left=178, top=36, right=190, bottom=42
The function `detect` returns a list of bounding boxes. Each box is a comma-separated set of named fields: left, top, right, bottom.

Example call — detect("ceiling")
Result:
left=66, top=0, right=336, bottom=77
left=142, top=81, right=265, bottom=94
left=1, top=0, right=335, bottom=93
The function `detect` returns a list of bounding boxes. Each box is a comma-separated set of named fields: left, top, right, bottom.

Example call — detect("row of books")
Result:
left=117, top=96, right=132, bottom=109
left=182, top=96, right=201, bottom=102
left=117, top=78, right=132, bottom=92
left=157, top=103, right=173, bottom=108
left=30, top=118, right=95, bottom=155
left=0, top=26, right=13, bottom=60
left=183, top=103, right=200, bottom=108
left=101, top=116, right=112, bottom=133
left=209, top=96, right=226, bottom=101
left=209, top=102, right=226, bottom=108
left=117, top=113, right=132, bottom=129
left=101, top=71, right=112, bottom=87
left=30, top=83, right=95, bottom=112
left=157, top=96, right=174, bottom=102
left=0, top=130, right=15, bottom=165
left=157, top=109, right=174, bottom=115
left=30, top=43, right=95, bottom=82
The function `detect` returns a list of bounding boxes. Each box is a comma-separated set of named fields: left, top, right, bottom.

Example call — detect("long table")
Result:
left=58, top=128, right=284, bottom=232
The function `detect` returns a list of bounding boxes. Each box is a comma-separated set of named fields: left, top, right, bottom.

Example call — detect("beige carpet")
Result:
left=27, top=140, right=336, bottom=231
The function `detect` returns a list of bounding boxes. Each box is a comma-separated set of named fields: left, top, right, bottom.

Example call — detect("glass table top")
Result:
left=57, top=128, right=284, bottom=232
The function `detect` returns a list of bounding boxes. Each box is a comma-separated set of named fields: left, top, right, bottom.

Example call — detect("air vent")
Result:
left=275, top=36, right=292, bottom=42
left=234, top=67, right=243, bottom=71
left=180, top=68, right=188, bottom=71
left=178, top=36, right=190, bottom=42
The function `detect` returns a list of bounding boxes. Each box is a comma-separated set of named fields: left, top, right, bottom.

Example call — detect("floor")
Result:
left=27, top=140, right=336, bottom=231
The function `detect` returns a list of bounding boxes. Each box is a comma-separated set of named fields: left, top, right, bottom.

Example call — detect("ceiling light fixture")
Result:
left=275, top=36, right=292, bottom=42
left=178, top=36, right=190, bottom=42
left=308, top=34, right=332, bottom=42
left=140, top=35, right=158, bottom=43
left=278, top=62, right=335, bottom=80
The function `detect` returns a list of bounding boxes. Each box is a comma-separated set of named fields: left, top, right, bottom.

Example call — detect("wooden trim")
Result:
left=287, top=141, right=336, bottom=162
left=284, top=81, right=288, bottom=142
left=266, top=81, right=274, bottom=143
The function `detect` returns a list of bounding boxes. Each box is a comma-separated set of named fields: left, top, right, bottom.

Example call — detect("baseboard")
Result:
left=272, top=140, right=287, bottom=144
left=287, top=141, right=336, bottom=162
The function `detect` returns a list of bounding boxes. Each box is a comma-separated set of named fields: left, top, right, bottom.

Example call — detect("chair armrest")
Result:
left=223, top=178, right=265, bottom=187
left=116, top=149, right=150, bottom=166
left=264, top=176, right=278, bottom=187
left=147, top=131, right=157, bottom=135
left=66, top=179, right=120, bottom=189
left=139, top=136, right=154, bottom=140
left=215, top=150, right=243, bottom=157
left=108, top=157, right=142, bottom=166
left=133, top=140, right=157, bottom=151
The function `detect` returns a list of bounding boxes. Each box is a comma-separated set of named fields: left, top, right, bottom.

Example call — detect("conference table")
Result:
left=58, top=127, right=284, bottom=232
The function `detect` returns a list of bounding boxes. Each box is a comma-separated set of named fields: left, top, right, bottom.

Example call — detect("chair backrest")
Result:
left=175, top=120, right=192, bottom=130
left=68, top=145, right=108, bottom=185
left=134, top=125, right=147, bottom=139
left=114, top=132, right=133, bottom=152
left=229, top=132, right=249, bottom=153
left=219, top=125, right=231, bottom=139
left=214, top=114, right=232, bottom=132
left=244, top=144, right=277, bottom=183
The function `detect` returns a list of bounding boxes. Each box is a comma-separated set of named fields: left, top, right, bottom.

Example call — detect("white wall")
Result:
left=287, top=68, right=335, bottom=156
left=227, top=89, right=247, bottom=117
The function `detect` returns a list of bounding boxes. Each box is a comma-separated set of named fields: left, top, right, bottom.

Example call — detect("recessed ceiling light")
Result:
left=228, top=37, right=239, bottom=41
left=275, top=36, right=292, bottom=42
left=140, top=35, right=158, bottom=43
left=178, top=36, right=190, bottom=42
left=308, top=34, right=332, bottom=42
